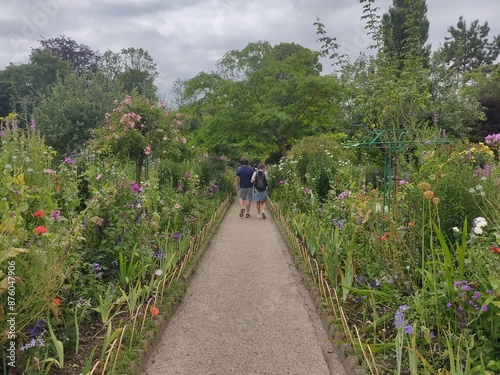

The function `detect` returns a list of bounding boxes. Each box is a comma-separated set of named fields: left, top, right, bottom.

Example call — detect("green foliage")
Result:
left=182, top=41, right=341, bottom=162
left=437, top=16, right=500, bottom=72
left=36, top=72, right=122, bottom=155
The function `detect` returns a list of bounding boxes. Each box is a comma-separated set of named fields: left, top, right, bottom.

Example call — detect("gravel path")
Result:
left=142, top=198, right=347, bottom=375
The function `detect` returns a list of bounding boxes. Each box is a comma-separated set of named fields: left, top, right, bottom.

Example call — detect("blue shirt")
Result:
left=236, top=165, right=255, bottom=188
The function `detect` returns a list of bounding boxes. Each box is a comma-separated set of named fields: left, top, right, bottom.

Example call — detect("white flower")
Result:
left=155, top=269, right=163, bottom=276
left=473, top=227, right=483, bottom=235
left=452, top=227, right=460, bottom=233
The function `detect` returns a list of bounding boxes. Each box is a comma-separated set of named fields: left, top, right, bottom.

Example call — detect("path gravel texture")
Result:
left=142, top=199, right=347, bottom=375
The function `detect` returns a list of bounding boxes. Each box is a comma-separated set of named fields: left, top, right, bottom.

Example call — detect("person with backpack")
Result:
left=236, top=156, right=255, bottom=218
left=251, top=163, right=269, bottom=219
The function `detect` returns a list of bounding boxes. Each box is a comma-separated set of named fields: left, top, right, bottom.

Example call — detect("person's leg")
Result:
left=255, top=200, right=261, bottom=218
left=245, top=189, right=252, bottom=217
left=238, top=189, right=246, bottom=217
left=261, top=195, right=267, bottom=219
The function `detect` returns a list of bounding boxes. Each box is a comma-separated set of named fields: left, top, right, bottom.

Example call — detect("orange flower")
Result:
left=34, top=226, right=47, bottom=235
left=52, top=298, right=61, bottom=307
left=150, top=306, right=160, bottom=316
left=33, top=210, right=44, bottom=218
left=408, top=222, right=414, bottom=227
left=380, top=232, right=391, bottom=241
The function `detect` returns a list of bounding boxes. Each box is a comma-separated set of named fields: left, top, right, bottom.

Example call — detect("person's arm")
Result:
left=235, top=175, right=240, bottom=190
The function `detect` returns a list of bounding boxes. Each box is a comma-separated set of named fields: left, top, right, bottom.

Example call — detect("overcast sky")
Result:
left=1, top=0, right=500, bottom=102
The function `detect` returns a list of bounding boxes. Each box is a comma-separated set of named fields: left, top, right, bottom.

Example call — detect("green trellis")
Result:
left=347, top=129, right=449, bottom=213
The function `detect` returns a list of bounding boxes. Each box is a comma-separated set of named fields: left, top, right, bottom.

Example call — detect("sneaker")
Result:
left=262, top=212, right=266, bottom=220
left=257, top=214, right=261, bottom=219
left=246, top=213, right=251, bottom=218
left=239, top=208, right=245, bottom=217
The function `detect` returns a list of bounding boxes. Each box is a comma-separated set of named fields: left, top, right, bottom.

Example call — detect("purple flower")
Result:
left=461, top=285, right=471, bottom=291
left=404, top=324, right=413, bottom=335
left=93, top=263, right=101, bottom=271
left=472, top=291, right=481, bottom=300
left=424, top=140, right=431, bottom=145
left=481, top=305, right=488, bottom=312
left=394, top=310, right=405, bottom=329
left=130, top=182, right=140, bottom=194
left=172, top=232, right=180, bottom=239
left=304, top=187, right=312, bottom=195
left=27, top=320, right=44, bottom=337
left=433, top=112, right=439, bottom=123
left=485, top=133, right=500, bottom=146
left=30, top=116, right=36, bottom=131
left=50, top=209, right=61, bottom=222
left=338, top=190, right=351, bottom=200
left=279, top=180, right=285, bottom=185
left=475, top=165, right=482, bottom=177
left=63, top=157, right=74, bottom=165
left=446, top=302, right=452, bottom=308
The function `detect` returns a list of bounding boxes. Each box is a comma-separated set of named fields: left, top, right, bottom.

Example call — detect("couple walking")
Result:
left=236, top=157, right=269, bottom=219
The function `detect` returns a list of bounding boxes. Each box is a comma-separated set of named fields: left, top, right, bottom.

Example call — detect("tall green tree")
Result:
left=381, top=0, right=430, bottom=70
left=438, top=16, right=500, bottom=72
left=35, top=72, right=122, bottom=155
left=97, top=47, right=158, bottom=100
left=0, top=53, right=72, bottom=122
left=183, top=42, right=340, bottom=162
left=30, top=35, right=100, bottom=74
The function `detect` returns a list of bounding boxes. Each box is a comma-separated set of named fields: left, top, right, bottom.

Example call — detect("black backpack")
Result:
left=254, top=171, right=267, bottom=192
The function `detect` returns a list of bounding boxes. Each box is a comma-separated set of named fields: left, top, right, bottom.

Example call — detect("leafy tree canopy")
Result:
left=437, top=16, right=500, bottom=72
left=30, top=35, right=100, bottom=74
left=181, top=42, right=340, bottom=163
left=35, top=72, right=122, bottom=156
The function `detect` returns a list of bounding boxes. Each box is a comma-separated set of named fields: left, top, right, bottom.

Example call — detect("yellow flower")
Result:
left=432, top=197, right=440, bottom=205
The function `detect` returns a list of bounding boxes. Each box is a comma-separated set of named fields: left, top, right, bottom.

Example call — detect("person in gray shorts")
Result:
left=235, top=156, right=255, bottom=218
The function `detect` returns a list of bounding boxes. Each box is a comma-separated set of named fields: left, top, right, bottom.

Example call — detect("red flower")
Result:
left=150, top=306, right=160, bottom=316
left=408, top=222, right=415, bottom=227
left=33, top=210, right=44, bottom=218
left=490, top=246, right=500, bottom=254
left=34, top=226, right=47, bottom=235
left=52, top=298, right=61, bottom=307
left=380, top=232, right=391, bottom=241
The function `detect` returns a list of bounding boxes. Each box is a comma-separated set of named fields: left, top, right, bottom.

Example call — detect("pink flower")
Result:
left=181, top=138, right=187, bottom=144
left=304, top=187, right=311, bottom=195
left=144, top=146, right=151, bottom=155
left=50, top=210, right=61, bottom=222
left=96, top=174, right=103, bottom=180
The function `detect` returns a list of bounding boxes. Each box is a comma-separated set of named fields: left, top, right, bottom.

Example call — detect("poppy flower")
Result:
left=380, top=232, right=391, bottom=241
left=490, top=246, right=500, bottom=254
left=33, top=210, right=44, bottom=218
left=34, top=226, right=47, bottom=235
left=52, top=298, right=61, bottom=307
left=150, top=306, right=160, bottom=316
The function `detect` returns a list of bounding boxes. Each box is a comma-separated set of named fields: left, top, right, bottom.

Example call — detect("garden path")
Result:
left=141, top=198, right=347, bottom=375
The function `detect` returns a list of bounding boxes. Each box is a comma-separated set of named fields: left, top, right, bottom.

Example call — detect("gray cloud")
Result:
left=1, top=0, right=499, bottom=101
